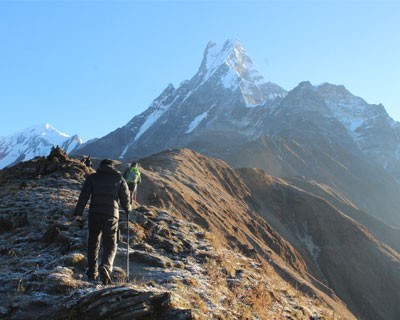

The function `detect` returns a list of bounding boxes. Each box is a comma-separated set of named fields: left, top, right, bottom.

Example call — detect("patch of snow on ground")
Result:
left=120, top=95, right=177, bottom=158
left=185, top=112, right=208, bottom=133
left=134, top=109, right=165, bottom=143
left=299, top=222, right=320, bottom=261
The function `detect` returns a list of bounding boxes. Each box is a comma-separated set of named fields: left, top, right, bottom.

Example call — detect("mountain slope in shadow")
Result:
left=137, top=148, right=400, bottom=320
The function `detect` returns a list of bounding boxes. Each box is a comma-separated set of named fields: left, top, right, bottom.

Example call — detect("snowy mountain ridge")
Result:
left=111, top=39, right=289, bottom=159
left=199, top=39, right=264, bottom=85
left=76, top=40, right=400, bottom=177
left=0, top=123, right=82, bottom=169
left=315, top=83, right=385, bottom=132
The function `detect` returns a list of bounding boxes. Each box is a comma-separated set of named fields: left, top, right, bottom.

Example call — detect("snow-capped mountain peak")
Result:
left=0, top=124, right=82, bottom=169
left=314, top=83, right=388, bottom=133
left=194, top=39, right=286, bottom=107
left=21, top=123, right=70, bottom=143
left=198, top=39, right=265, bottom=86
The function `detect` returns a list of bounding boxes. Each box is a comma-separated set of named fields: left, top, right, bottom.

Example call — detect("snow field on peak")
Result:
left=225, top=46, right=265, bottom=85
left=120, top=93, right=180, bottom=159
left=221, top=68, right=240, bottom=89
left=203, top=40, right=265, bottom=88
left=323, top=97, right=371, bottom=134
left=203, top=40, right=238, bottom=81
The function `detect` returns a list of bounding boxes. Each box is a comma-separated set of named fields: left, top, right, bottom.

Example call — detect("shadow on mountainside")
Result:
left=137, top=148, right=400, bottom=320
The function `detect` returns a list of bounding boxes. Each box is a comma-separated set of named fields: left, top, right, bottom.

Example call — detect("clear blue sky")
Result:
left=1, top=0, right=399, bottom=142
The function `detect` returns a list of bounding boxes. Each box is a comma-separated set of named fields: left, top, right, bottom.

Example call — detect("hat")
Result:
left=100, top=159, right=115, bottom=167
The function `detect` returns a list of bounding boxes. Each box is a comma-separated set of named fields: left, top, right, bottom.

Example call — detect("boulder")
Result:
left=53, top=286, right=194, bottom=320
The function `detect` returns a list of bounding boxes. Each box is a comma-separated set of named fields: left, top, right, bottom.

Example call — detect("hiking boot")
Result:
left=86, top=270, right=98, bottom=282
left=87, top=277, right=101, bottom=284
left=99, top=266, right=112, bottom=285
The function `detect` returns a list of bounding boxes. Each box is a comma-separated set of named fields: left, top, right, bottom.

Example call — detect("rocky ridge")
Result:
left=0, top=149, right=340, bottom=319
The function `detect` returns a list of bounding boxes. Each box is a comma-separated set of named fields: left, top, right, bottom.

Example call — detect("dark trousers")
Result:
left=128, top=182, right=138, bottom=204
left=87, top=214, right=118, bottom=279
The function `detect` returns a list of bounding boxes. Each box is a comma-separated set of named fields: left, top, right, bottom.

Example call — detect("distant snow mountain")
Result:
left=315, top=83, right=400, bottom=180
left=0, top=124, right=82, bottom=169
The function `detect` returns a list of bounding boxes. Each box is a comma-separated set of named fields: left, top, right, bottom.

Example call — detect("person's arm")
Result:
left=123, top=168, right=128, bottom=179
left=74, top=176, right=92, bottom=216
left=119, top=178, right=132, bottom=213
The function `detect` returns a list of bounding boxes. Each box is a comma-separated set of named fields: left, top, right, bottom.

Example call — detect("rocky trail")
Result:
left=0, top=148, right=339, bottom=319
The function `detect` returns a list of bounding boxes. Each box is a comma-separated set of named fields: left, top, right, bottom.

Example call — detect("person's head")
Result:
left=130, top=162, right=138, bottom=168
left=100, top=159, right=115, bottom=167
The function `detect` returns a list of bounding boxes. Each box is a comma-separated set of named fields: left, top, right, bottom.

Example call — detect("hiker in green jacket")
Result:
left=123, top=162, right=141, bottom=205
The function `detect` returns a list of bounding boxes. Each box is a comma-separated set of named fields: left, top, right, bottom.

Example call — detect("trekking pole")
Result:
left=126, top=211, right=130, bottom=282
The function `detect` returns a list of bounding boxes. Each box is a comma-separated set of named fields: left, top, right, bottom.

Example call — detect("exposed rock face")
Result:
left=53, top=286, right=193, bottom=320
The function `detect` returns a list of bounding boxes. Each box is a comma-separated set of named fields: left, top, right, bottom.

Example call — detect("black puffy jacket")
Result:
left=74, top=163, right=131, bottom=218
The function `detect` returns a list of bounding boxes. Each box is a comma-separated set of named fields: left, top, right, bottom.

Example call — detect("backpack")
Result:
left=125, top=167, right=140, bottom=184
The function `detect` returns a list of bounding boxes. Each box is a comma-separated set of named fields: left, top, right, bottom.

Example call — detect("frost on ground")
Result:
left=0, top=150, right=337, bottom=319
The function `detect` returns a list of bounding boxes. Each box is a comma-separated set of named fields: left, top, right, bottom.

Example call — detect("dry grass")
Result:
left=63, top=253, right=86, bottom=271
left=172, top=281, right=209, bottom=317
left=46, top=267, right=83, bottom=294
left=196, top=240, right=339, bottom=320
left=203, top=229, right=226, bottom=251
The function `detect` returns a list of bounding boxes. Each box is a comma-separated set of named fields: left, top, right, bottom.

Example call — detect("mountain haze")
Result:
left=75, top=39, right=400, bottom=227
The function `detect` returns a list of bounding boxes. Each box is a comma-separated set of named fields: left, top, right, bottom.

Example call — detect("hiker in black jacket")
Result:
left=73, top=159, right=131, bottom=284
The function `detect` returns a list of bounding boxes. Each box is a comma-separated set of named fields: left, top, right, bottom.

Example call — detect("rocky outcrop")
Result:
left=52, top=286, right=193, bottom=320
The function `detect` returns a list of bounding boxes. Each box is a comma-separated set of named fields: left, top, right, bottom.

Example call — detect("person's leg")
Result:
left=99, top=217, right=118, bottom=284
left=132, top=183, right=138, bottom=204
left=129, top=183, right=135, bottom=205
left=87, top=214, right=102, bottom=280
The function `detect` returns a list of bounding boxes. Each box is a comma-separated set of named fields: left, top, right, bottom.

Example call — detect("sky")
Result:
left=0, top=0, right=399, bottom=142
